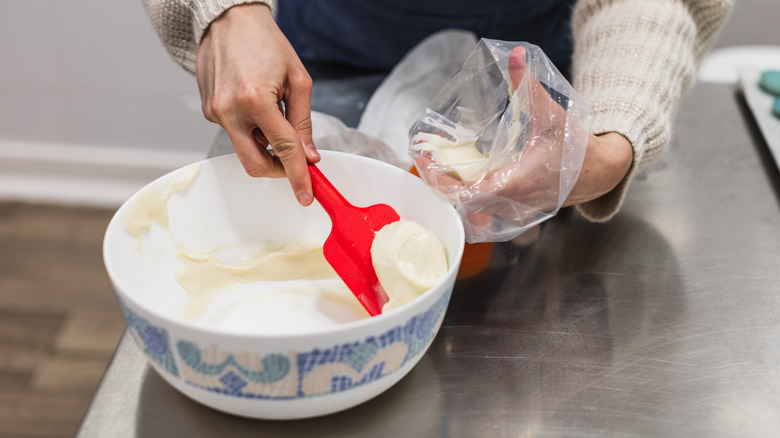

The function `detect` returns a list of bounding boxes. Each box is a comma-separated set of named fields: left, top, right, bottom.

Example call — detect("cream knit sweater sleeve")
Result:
left=141, top=0, right=274, bottom=74
left=141, top=0, right=733, bottom=221
left=571, top=0, right=732, bottom=221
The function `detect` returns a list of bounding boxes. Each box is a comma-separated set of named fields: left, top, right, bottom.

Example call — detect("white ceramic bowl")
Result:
left=103, top=151, right=464, bottom=419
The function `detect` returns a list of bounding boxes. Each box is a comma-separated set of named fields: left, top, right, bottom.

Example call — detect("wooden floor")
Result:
left=0, top=202, right=126, bottom=438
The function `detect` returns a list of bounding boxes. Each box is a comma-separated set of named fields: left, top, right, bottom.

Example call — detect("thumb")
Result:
left=508, top=46, right=528, bottom=90
left=508, top=45, right=563, bottom=120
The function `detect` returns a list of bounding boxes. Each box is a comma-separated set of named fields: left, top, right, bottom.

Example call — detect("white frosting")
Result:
left=371, top=221, right=448, bottom=312
left=121, top=166, right=448, bottom=333
left=190, top=280, right=369, bottom=334
left=121, top=163, right=201, bottom=238
left=413, top=132, right=488, bottom=181
left=413, top=88, right=531, bottom=181
left=176, top=241, right=336, bottom=299
left=173, top=240, right=359, bottom=325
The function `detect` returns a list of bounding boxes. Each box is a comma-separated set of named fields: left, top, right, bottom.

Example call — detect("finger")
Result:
left=283, top=71, right=320, bottom=163
left=415, top=155, right=464, bottom=191
left=509, top=46, right=547, bottom=108
left=472, top=162, right=562, bottom=217
left=511, top=46, right=569, bottom=120
left=252, top=127, right=269, bottom=146
left=253, top=100, right=313, bottom=206
left=228, top=124, right=284, bottom=178
left=508, top=46, right=528, bottom=90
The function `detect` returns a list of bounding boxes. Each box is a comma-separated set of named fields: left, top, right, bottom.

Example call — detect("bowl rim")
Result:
left=103, top=150, right=465, bottom=340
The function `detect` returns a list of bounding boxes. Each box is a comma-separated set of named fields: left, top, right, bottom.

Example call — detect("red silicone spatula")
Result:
left=308, top=163, right=400, bottom=316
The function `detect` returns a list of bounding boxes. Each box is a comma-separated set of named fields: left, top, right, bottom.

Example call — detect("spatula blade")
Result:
left=309, top=164, right=400, bottom=316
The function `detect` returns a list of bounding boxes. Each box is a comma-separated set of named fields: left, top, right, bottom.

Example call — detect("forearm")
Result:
left=571, top=0, right=733, bottom=221
left=141, top=0, right=275, bottom=74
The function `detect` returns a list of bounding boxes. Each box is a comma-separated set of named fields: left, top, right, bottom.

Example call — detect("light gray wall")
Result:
left=0, top=0, right=217, bottom=154
left=0, top=0, right=776, bottom=158
left=714, top=0, right=780, bottom=49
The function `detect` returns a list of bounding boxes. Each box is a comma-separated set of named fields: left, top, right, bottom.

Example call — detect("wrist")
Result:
left=565, top=132, right=633, bottom=206
left=195, top=1, right=273, bottom=45
left=206, top=2, right=273, bottom=38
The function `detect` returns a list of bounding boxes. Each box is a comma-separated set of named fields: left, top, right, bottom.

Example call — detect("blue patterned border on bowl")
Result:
left=184, top=289, right=452, bottom=399
left=119, top=298, right=179, bottom=377
left=121, top=286, right=452, bottom=400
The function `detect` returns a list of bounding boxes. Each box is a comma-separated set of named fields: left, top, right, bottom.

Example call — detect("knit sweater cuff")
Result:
left=571, top=0, right=732, bottom=221
left=189, top=0, right=275, bottom=44
left=576, top=97, right=649, bottom=223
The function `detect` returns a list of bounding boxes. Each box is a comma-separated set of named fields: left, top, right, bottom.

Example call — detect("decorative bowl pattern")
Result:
left=104, top=151, right=464, bottom=419
left=120, top=291, right=450, bottom=400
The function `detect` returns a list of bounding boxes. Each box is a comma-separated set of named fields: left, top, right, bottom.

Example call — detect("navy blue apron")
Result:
left=276, top=0, right=576, bottom=78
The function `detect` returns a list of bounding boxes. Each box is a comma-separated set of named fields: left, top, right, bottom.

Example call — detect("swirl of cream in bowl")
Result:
left=120, top=162, right=449, bottom=331
left=371, top=221, right=449, bottom=312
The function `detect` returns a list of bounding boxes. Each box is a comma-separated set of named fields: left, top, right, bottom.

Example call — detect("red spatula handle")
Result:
left=308, top=163, right=352, bottom=217
left=307, top=163, right=397, bottom=316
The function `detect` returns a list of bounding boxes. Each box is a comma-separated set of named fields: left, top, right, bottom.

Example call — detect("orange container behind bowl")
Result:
left=409, top=165, right=493, bottom=279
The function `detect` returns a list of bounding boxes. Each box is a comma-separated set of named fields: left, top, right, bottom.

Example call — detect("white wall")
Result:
left=0, top=0, right=218, bottom=206
left=0, top=0, right=775, bottom=207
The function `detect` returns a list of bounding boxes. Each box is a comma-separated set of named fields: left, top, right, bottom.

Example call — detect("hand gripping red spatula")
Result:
left=308, top=163, right=400, bottom=316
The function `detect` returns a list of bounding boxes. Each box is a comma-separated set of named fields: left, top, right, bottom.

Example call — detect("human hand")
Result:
left=196, top=3, right=320, bottom=206
left=418, top=46, right=632, bottom=219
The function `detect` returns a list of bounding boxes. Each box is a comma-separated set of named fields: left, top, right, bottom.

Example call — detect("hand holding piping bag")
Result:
left=416, top=46, right=632, bottom=238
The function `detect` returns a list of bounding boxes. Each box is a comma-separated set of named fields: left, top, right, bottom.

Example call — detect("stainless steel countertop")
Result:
left=77, top=80, right=780, bottom=436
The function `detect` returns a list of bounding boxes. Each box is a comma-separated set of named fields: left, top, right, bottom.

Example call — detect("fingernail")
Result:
left=509, top=55, right=525, bottom=70
left=306, top=142, right=320, bottom=159
left=298, top=191, right=313, bottom=206
left=509, top=48, right=527, bottom=70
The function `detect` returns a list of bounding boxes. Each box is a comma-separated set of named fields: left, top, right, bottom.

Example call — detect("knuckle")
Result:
left=242, top=161, right=268, bottom=178
left=235, top=85, right=261, bottom=107
left=236, top=82, right=278, bottom=110
left=208, top=94, right=232, bottom=120
left=289, top=70, right=313, bottom=90
left=201, top=103, right=217, bottom=123
left=269, top=139, right=298, bottom=160
left=293, top=117, right=313, bottom=138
